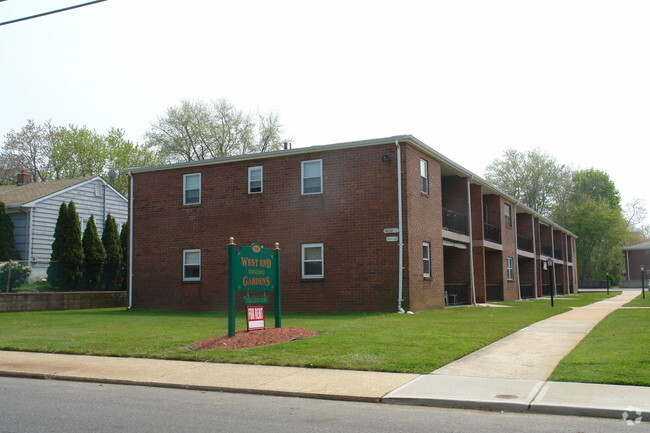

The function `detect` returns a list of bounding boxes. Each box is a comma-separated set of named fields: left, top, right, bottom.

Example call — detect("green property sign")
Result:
left=227, top=238, right=281, bottom=337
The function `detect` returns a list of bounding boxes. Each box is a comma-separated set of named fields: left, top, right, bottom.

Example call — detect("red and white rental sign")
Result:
left=247, top=306, right=265, bottom=331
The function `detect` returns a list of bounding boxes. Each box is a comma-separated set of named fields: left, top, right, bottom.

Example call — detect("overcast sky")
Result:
left=2, top=0, right=649, bottom=226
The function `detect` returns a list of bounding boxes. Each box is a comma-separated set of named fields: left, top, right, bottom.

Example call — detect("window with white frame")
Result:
left=420, top=159, right=429, bottom=194
left=302, top=243, right=324, bottom=278
left=504, top=204, right=512, bottom=227
left=506, top=257, right=514, bottom=280
left=423, top=242, right=431, bottom=277
left=248, top=166, right=263, bottom=194
left=183, top=173, right=201, bottom=205
left=183, top=249, right=201, bottom=281
left=301, top=160, right=322, bottom=195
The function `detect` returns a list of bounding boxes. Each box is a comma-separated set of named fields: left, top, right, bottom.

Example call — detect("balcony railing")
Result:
left=541, top=244, right=553, bottom=257
left=484, top=223, right=501, bottom=243
left=486, top=284, right=503, bottom=302
left=520, top=284, right=535, bottom=299
left=442, top=208, right=468, bottom=235
left=445, top=283, right=470, bottom=306
left=517, top=235, right=533, bottom=252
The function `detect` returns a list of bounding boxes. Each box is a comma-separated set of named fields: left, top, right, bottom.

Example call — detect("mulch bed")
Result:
left=189, top=326, right=320, bottom=350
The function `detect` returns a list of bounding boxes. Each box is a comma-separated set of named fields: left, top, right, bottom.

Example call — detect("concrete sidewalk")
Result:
left=1, top=292, right=649, bottom=421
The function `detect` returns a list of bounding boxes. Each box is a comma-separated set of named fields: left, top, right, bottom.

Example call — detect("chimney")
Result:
left=17, top=170, right=31, bottom=186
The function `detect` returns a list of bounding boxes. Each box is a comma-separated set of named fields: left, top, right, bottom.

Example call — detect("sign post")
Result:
left=227, top=238, right=281, bottom=337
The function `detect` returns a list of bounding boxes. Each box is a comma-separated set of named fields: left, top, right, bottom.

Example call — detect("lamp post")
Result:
left=642, top=265, right=646, bottom=299
left=606, top=271, right=610, bottom=295
left=547, top=257, right=554, bottom=307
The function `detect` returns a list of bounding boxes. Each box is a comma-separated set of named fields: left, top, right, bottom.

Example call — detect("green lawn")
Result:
left=0, top=292, right=613, bottom=374
left=549, top=292, right=650, bottom=386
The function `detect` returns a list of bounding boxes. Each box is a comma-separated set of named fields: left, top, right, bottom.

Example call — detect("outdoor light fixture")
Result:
left=547, top=257, right=555, bottom=307
left=381, top=154, right=391, bottom=162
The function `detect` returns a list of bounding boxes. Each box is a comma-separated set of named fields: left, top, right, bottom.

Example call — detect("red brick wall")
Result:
left=626, top=250, right=650, bottom=280
left=131, top=144, right=402, bottom=312
left=500, top=198, right=518, bottom=301
left=441, top=176, right=468, bottom=214
left=402, top=145, right=444, bottom=311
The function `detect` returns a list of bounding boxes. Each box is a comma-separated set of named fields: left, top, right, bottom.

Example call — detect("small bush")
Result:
left=0, top=261, right=32, bottom=292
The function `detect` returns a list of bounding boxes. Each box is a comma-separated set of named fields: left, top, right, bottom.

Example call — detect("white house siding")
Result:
left=8, top=211, right=29, bottom=260
left=29, top=178, right=128, bottom=262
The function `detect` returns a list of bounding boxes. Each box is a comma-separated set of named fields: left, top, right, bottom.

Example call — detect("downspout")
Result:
left=531, top=214, right=538, bottom=298
left=128, top=172, right=134, bottom=309
left=514, top=204, right=521, bottom=300
left=395, top=140, right=405, bottom=313
left=466, top=178, right=476, bottom=305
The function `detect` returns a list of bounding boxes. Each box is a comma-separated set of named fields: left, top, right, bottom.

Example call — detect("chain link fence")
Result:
left=1, top=260, right=126, bottom=293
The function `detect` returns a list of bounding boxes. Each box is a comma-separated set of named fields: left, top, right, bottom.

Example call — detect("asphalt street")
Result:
left=0, top=377, right=638, bottom=433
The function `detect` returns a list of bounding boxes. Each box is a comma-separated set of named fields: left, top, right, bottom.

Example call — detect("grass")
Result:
left=10, top=282, right=57, bottom=292
left=0, top=292, right=614, bottom=374
left=549, top=292, right=650, bottom=386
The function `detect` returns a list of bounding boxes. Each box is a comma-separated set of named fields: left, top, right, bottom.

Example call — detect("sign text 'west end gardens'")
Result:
left=227, top=238, right=281, bottom=337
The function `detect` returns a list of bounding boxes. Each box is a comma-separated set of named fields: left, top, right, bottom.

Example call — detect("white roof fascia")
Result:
left=21, top=176, right=126, bottom=207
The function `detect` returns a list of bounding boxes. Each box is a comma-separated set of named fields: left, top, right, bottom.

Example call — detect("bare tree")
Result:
left=0, top=119, right=58, bottom=182
left=145, top=98, right=286, bottom=163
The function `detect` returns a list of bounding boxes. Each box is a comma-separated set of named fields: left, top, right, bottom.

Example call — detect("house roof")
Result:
left=0, top=176, right=95, bottom=207
left=623, top=241, right=650, bottom=251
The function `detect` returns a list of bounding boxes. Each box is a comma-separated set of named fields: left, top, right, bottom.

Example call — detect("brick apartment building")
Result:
left=126, top=135, right=578, bottom=312
left=623, top=241, right=650, bottom=282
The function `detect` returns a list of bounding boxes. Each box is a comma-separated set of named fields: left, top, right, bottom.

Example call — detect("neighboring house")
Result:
left=126, top=135, right=578, bottom=312
left=623, top=241, right=650, bottom=281
left=0, top=172, right=128, bottom=279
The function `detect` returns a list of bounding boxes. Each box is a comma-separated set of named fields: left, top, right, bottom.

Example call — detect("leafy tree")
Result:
left=81, top=215, right=106, bottom=290
left=0, top=119, right=58, bottom=182
left=101, top=214, right=122, bottom=290
left=566, top=198, right=628, bottom=281
left=484, top=148, right=572, bottom=216
left=571, top=168, right=621, bottom=210
left=0, top=261, right=31, bottom=292
left=48, top=125, right=108, bottom=179
left=47, top=201, right=84, bottom=290
left=105, top=128, right=160, bottom=195
left=0, top=202, right=19, bottom=261
left=145, top=98, right=286, bottom=163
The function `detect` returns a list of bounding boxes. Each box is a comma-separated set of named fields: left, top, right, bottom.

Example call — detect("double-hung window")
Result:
left=183, top=249, right=201, bottom=281
left=504, top=204, right=512, bottom=227
left=248, top=166, right=263, bottom=194
left=301, top=160, right=322, bottom=195
left=420, top=159, right=429, bottom=194
left=506, top=257, right=514, bottom=281
left=183, top=173, right=201, bottom=205
left=302, top=243, right=324, bottom=278
left=423, top=242, right=431, bottom=277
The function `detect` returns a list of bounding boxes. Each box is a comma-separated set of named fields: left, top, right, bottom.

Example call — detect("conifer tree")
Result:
left=0, top=202, right=19, bottom=261
left=101, top=214, right=121, bottom=289
left=62, top=201, right=84, bottom=289
left=82, top=215, right=106, bottom=290
left=47, top=202, right=68, bottom=288
left=119, top=222, right=128, bottom=289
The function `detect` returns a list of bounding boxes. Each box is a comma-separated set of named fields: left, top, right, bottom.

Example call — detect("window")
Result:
left=248, top=166, right=263, bottom=194
left=302, top=243, right=324, bottom=278
left=420, top=159, right=429, bottom=194
left=423, top=242, right=431, bottom=277
left=506, top=257, right=514, bottom=280
left=183, top=173, right=201, bottom=205
left=504, top=204, right=512, bottom=227
left=302, top=160, right=322, bottom=195
left=183, top=249, right=201, bottom=281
